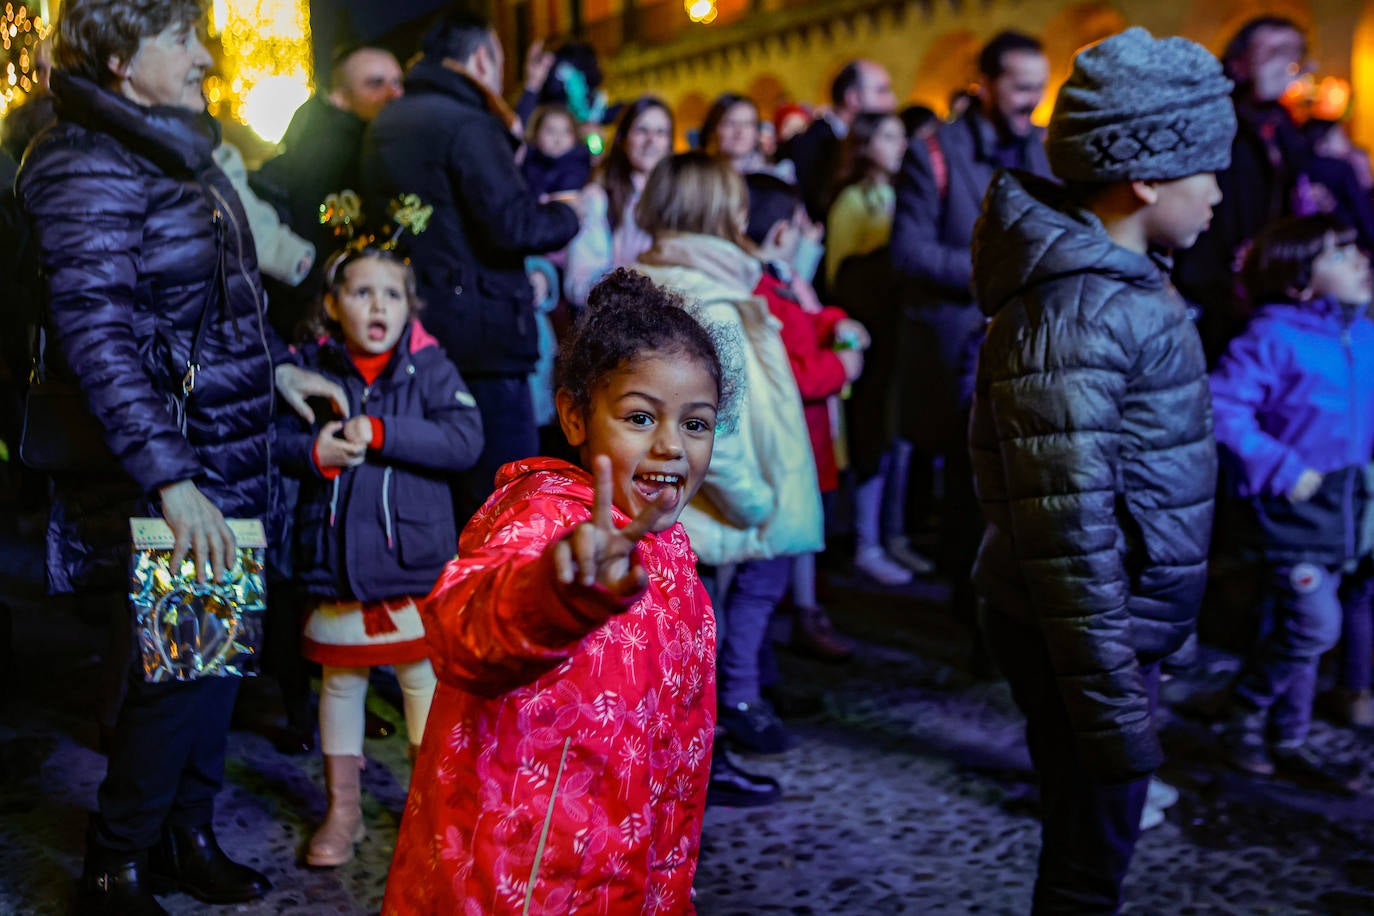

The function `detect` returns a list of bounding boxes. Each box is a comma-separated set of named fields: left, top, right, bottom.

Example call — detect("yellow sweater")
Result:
left=825, top=182, right=894, bottom=286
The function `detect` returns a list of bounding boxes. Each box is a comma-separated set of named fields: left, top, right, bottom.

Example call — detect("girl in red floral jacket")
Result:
left=384, top=269, right=733, bottom=915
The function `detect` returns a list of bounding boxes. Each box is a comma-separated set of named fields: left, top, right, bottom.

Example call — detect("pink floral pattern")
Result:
left=384, top=458, right=716, bottom=915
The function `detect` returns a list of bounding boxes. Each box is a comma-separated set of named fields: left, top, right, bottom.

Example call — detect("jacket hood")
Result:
left=309, top=318, right=442, bottom=380
left=973, top=170, right=1165, bottom=318
left=51, top=71, right=219, bottom=177
left=638, top=232, right=762, bottom=294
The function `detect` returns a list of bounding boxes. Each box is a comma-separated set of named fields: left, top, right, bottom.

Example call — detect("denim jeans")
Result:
left=1234, top=563, right=1346, bottom=746
left=983, top=612, right=1155, bottom=915
left=714, top=557, right=792, bottom=708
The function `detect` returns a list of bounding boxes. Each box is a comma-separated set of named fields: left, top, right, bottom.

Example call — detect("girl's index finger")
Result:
left=591, top=455, right=615, bottom=530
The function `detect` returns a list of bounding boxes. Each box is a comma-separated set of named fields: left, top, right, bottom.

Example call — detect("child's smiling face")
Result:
left=326, top=257, right=411, bottom=356
left=557, top=350, right=718, bottom=533
left=534, top=112, right=577, bottom=160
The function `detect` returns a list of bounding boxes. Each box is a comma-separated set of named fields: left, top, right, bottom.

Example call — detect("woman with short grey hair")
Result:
left=19, top=1, right=344, bottom=912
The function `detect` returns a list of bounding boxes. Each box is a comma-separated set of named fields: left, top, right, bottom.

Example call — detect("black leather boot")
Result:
left=146, top=823, right=271, bottom=904
left=706, top=751, right=782, bottom=808
left=77, top=846, right=168, bottom=916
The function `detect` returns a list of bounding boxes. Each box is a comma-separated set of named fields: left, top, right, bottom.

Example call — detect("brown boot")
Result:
left=306, top=755, right=365, bottom=867
left=789, top=604, right=855, bottom=661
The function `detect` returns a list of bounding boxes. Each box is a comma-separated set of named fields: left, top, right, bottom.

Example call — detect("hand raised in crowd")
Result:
left=1288, top=468, right=1324, bottom=503
left=552, top=455, right=671, bottom=600
left=316, top=421, right=368, bottom=470
left=159, top=479, right=237, bottom=583
left=834, top=318, right=871, bottom=350
left=837, top=347, right=865, bottom=382
left=524, top=39, right=555, bottom=94
left=277, top=363, right=349, bottom=424
left=341, top=415, right=375, bottom=446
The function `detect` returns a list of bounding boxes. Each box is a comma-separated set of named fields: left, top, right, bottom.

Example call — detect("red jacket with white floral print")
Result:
left=384, top=457, right=716, bottom=916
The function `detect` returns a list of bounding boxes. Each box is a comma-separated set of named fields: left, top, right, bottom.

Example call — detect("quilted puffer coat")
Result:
left=969, top=171, right=1216, bottom=781
left=19, top=72, right=289, bottom=593
left=385, top=458, right=714, bottom=915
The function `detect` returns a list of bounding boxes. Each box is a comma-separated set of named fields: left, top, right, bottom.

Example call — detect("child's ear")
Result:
left=1130, top=180, right=1161, bottom=206
left=322, top=293, right=342, bottom=323
left=555, top=389, right=588, bottom=448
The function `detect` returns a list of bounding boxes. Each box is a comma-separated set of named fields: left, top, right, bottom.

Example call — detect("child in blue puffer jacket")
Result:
left=277, top=244, right=484, bottom=867
left=1211, top=214, right=1374, bottom=792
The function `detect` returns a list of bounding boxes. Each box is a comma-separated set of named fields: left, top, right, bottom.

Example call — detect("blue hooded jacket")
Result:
left=279, top=321, right=484, bottom=602
left=1211, top=295, right=1374, bottom=563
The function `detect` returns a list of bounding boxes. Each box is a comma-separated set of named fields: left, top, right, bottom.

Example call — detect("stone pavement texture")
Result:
left=3, top=527, right=1374, bottom=915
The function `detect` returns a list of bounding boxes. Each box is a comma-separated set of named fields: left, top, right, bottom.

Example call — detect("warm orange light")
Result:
left=1312, top=76, right=1352, bottom=121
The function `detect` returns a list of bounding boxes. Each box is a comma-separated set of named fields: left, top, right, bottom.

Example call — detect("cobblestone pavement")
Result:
left=4, top=527, right=1374, bottom=915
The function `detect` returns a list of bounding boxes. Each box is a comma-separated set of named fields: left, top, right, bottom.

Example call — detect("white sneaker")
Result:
left=1139, top=801, right=1165, bottom=831
left=854, top=546, right=914, bottom=586
left=1146, top=777, right=1179, bottom=811
left=885, top=536, right=936, bottom=575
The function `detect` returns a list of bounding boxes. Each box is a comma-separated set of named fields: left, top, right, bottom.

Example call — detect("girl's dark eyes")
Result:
left=626, top=413, right=654, bottom=427
left=684, top=418, right=712, bottom=433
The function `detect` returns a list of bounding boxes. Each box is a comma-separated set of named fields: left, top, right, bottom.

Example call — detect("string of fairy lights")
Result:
left=0, top=1, right=48, bottom=118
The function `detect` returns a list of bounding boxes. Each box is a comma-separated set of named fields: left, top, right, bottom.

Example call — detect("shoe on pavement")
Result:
left=854, top=546, right=913, bottom=587
left=719, top=698, right=799, bottom=754
left=1146, top=777, right=1180, bottom=812
left=789, top=604, right=855, bottom=661
left=147, top=823, right=271, bottom=904
left=1222, top=707, right=1275, bottom=776
left=1271, top=743, right=1362, bottom=795
left=706, top=752, right=781, bottom=808
left=1320, top=689, right=1374, bottom=729
left=78, top=847, right=168, bottom=916
left=884, top=536, right=936, bottom=575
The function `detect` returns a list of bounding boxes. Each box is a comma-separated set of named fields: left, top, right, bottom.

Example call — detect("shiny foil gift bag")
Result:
left=129, top=517, right=267, bottom=683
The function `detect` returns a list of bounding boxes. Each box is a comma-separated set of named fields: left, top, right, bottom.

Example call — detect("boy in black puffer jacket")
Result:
left=970, top=28, right=1236, bottom=912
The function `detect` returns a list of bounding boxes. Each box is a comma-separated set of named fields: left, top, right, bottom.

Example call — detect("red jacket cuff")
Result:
left=313, top=440, right=343, bottom=480
left=368, top=416, right=385, bottom=450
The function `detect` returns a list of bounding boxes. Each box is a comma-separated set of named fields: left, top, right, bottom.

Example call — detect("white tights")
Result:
left=319, top=661, right=437, bottom=756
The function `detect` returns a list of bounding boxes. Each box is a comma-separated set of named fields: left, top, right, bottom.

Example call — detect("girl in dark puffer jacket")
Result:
left=1211, top=214, right=1374, bottom=788
left=276, top=246, right=483, bottom=867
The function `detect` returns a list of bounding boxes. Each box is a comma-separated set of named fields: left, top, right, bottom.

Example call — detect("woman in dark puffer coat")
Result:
left=18, top=3, right=343, bottom=913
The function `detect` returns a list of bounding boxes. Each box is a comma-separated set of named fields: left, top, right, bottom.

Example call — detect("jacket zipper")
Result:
left=522, top=737, right=572, bottom=916
left=381, top=466, right=394, bottom=549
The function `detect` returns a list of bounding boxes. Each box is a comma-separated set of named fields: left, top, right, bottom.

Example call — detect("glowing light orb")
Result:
left=241, top=73, right=311, bottom=144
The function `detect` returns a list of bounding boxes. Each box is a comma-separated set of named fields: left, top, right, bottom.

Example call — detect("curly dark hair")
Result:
left=554, top=268, right=736, bottom=429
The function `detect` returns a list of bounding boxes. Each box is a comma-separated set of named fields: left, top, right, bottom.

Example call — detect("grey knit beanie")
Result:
left=1047, top=27, right=1236, bottom=182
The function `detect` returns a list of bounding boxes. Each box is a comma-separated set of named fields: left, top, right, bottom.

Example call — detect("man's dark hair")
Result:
left=421, top=8, right=495, bottom=63
left=1241, top=213, right=1356, bottom=306
left=831, top=62, right=863, bottom=110
left=744, top=173, right=801, bottom=246
left=978, top=31, right=1043, bottom=80
left=1222, top=15, right=1306, bottom=80
left=329, top=44, right=395, bottom=85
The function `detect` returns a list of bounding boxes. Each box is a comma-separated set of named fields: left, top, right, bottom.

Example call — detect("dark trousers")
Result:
left=457, top=375, right=539, bottom=522
left=1338, top=564, right=1374, bottom=693
left=984, top=613, right=1154, bottom=915
left=94, top=658, right=239, bottom=852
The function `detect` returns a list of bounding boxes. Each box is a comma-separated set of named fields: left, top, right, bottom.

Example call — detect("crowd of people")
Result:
left=2, top=0, right=1373, bottom=913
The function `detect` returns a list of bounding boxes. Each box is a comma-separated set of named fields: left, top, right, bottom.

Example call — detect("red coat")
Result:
left=754, top=273, right=850, bottom=492
left=384, top=458, right=716, bottom=915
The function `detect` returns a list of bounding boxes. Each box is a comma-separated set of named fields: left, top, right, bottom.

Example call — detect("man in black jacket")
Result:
left=252, top=45, right=403, bottom=342
left=782, top=59, right=895, bottom=224
left=361, top=10, right=580, bottom=517
left=890, top=31, right=1050, bottom=637
left=1172, top=16, right=1311, bottom=364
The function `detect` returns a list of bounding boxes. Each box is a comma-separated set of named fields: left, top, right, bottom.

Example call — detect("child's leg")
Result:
left=718, top=557, right=792, bottom=709
left=1235, top=565, right=1343, bottom=747
left=394, top=659, right=437, bottom=751
left=1338, top=568, right=1374, bottom=694
left=881, top=438, right=911, bottom=542
left=310, top=666, right=369, bottom=867
left=852, top=454, right=889, bottom=554
left=319, top=666, right=370, bottom=756
left=792, top=552, right=817, bottom=609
